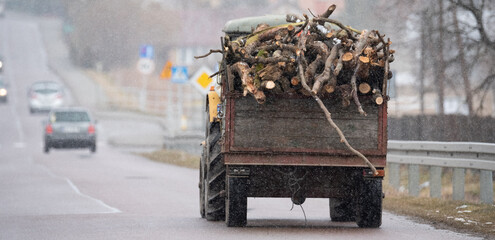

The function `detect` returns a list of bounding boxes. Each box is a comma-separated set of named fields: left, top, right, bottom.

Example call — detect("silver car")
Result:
left=44, top=108, right=97, bottom=153
left=28, top=81, right=65, bottom=113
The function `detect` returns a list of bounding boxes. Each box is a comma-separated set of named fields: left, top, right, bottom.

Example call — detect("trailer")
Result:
left=199, top=14, right=390, bottom=228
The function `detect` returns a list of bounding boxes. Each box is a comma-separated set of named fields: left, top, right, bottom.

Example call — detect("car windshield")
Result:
left=53, top=111, right=90, bottom=122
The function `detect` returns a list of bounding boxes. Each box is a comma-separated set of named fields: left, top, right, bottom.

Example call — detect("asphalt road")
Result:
left=0, top=12, right=484, bottom=240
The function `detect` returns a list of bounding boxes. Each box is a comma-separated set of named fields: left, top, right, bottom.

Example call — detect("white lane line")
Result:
left=35, top=159, right=121, bottom=214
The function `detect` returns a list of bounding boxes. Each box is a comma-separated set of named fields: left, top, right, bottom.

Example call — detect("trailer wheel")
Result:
left=205, top=121, right=226, bottom=221
left=329, top=198, right=355, bottom=222
left=355, top=179, right=382, bottom=228
left=199, top=145, right=206, bottom=218
left=226, top=176, right=248, bottom=227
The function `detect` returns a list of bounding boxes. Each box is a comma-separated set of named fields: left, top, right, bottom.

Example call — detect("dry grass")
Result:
left=138, top=149, right=200, bottom=169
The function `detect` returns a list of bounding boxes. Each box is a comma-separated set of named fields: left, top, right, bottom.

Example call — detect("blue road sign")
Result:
left=140, top=45, right=153, bottom=59
left=171, top=66, right=188, bottom=84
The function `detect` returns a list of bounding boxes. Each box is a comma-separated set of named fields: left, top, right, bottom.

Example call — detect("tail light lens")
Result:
left=88, top=125, right=95, bottom=134
left=45, top=124, right=53, bottom=134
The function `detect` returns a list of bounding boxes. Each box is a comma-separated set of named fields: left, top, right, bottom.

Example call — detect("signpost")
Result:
left=137, top=45, right=154, bottom=111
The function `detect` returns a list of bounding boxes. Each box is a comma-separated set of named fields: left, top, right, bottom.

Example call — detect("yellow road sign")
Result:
left=160, top=61, right=172, bottom=79
left=190, top=66, right=214, bottom=94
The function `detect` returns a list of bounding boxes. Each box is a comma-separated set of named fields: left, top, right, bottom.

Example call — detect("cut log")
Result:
left=291, top=76, right=300, bottom=86
left=356, top=56, right=370, bottom=79
left=230, top=62, right=266, bottom=104
left=342, top=52, right=353, bottom=62
left=358, top=82, right=371, bottom=94
left=312, top=43, right=341, bottom=94
left=324, top=83, right=336, bottom=93
left=261, top=80, right=276, bottom=90
left=372, top=88, right=384, bottom=105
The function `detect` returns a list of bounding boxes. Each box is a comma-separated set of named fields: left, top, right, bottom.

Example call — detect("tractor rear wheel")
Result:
left=205, top=121, right=226, bottom=221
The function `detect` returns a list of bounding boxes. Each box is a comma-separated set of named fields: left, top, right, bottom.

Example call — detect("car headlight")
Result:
left=0, top=88, right=7, bottom=96
left=0, top=61, right=3, bottom=68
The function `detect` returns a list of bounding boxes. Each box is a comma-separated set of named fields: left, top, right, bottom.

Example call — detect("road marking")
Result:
left=36, top=159, right=121, bottom=214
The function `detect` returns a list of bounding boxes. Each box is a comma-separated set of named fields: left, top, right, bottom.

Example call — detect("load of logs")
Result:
left=197, top=4, right=394, bottom=175
left=201, top=4, right=394, bottom=117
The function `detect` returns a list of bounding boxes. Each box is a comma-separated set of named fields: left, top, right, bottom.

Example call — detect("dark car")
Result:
left=44, top=108, right=97, bottom=153
left=0, top=76, right=7, bottom=102
left=28, top=81, right=65, bottom=113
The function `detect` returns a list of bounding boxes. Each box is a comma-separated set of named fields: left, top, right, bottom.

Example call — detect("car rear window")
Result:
left=53, top=111, right=90, bottom=122
left=34, top=88, right=59, bottom=94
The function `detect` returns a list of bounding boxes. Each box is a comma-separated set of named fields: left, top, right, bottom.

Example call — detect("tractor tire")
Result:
left=226, top=176, right=248, bottom=227
left=355, top=179, right=382, bottom=228
left=205, top=121, right=226, bottom=221
left=330, top=198, right=356, bottom=222
left=199, top=145, right=206, bottom=218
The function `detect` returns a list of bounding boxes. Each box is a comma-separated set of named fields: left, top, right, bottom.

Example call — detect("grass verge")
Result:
left=138, top=149, right=200, bottom=169
left=140, top=149, right=494, bottom=237
left=383, top=182, right=495, bottom=238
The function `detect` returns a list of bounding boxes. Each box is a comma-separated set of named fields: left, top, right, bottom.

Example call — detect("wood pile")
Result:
left=203, top=4, right=394, bottom=116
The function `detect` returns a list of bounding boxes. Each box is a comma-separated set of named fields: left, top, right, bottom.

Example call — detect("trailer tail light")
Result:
left=88, top=125, right=95, bottom=134
left=45, top=124, right=53, bottom=134
left=363, top=169, right=385, bottom=178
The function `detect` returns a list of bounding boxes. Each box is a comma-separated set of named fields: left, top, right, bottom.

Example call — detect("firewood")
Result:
left=312, top=43, right=341, bottom=94
left=286, top=14, right=303, bottom=23
left=337, top=84, right=352, bottom=107
left=333, top=48, right=345, bottom=76
left=261, top=80, right=276, bottom=90
left=319, top=4, right=337, bottom=18
left=291, top=76, right=300, bottom=86
left=324, top=83, right=335, bottom=93
left=372, top=88, right=384, bottom=105
left=356, top=56, right=370, bottom=79
left=230, top=62, right=266, bottom=104
left=277, top=76, right=291, bottom=92
left=342, top=52, right=353, bottom=62
left=258, top=63, right=283, bottom=81
left=305, top=54, right=323, bottom=87
left=358, top=82, right=371, bottom=94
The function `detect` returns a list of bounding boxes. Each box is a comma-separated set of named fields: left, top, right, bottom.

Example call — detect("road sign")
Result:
left=171, top=66, right=188, bottom=84
left=190, top=66, right=214, bottom=94
left=137, top=58, right=155, bottom=75
left=140, top=45, right=153, bottom=59
left=160, top=61, right=173, bottom=79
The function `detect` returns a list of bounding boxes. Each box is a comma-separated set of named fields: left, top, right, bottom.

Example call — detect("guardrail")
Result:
left=163, top=132, right=203, bottom=155
left=387, top=140, right=495, bottom=204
